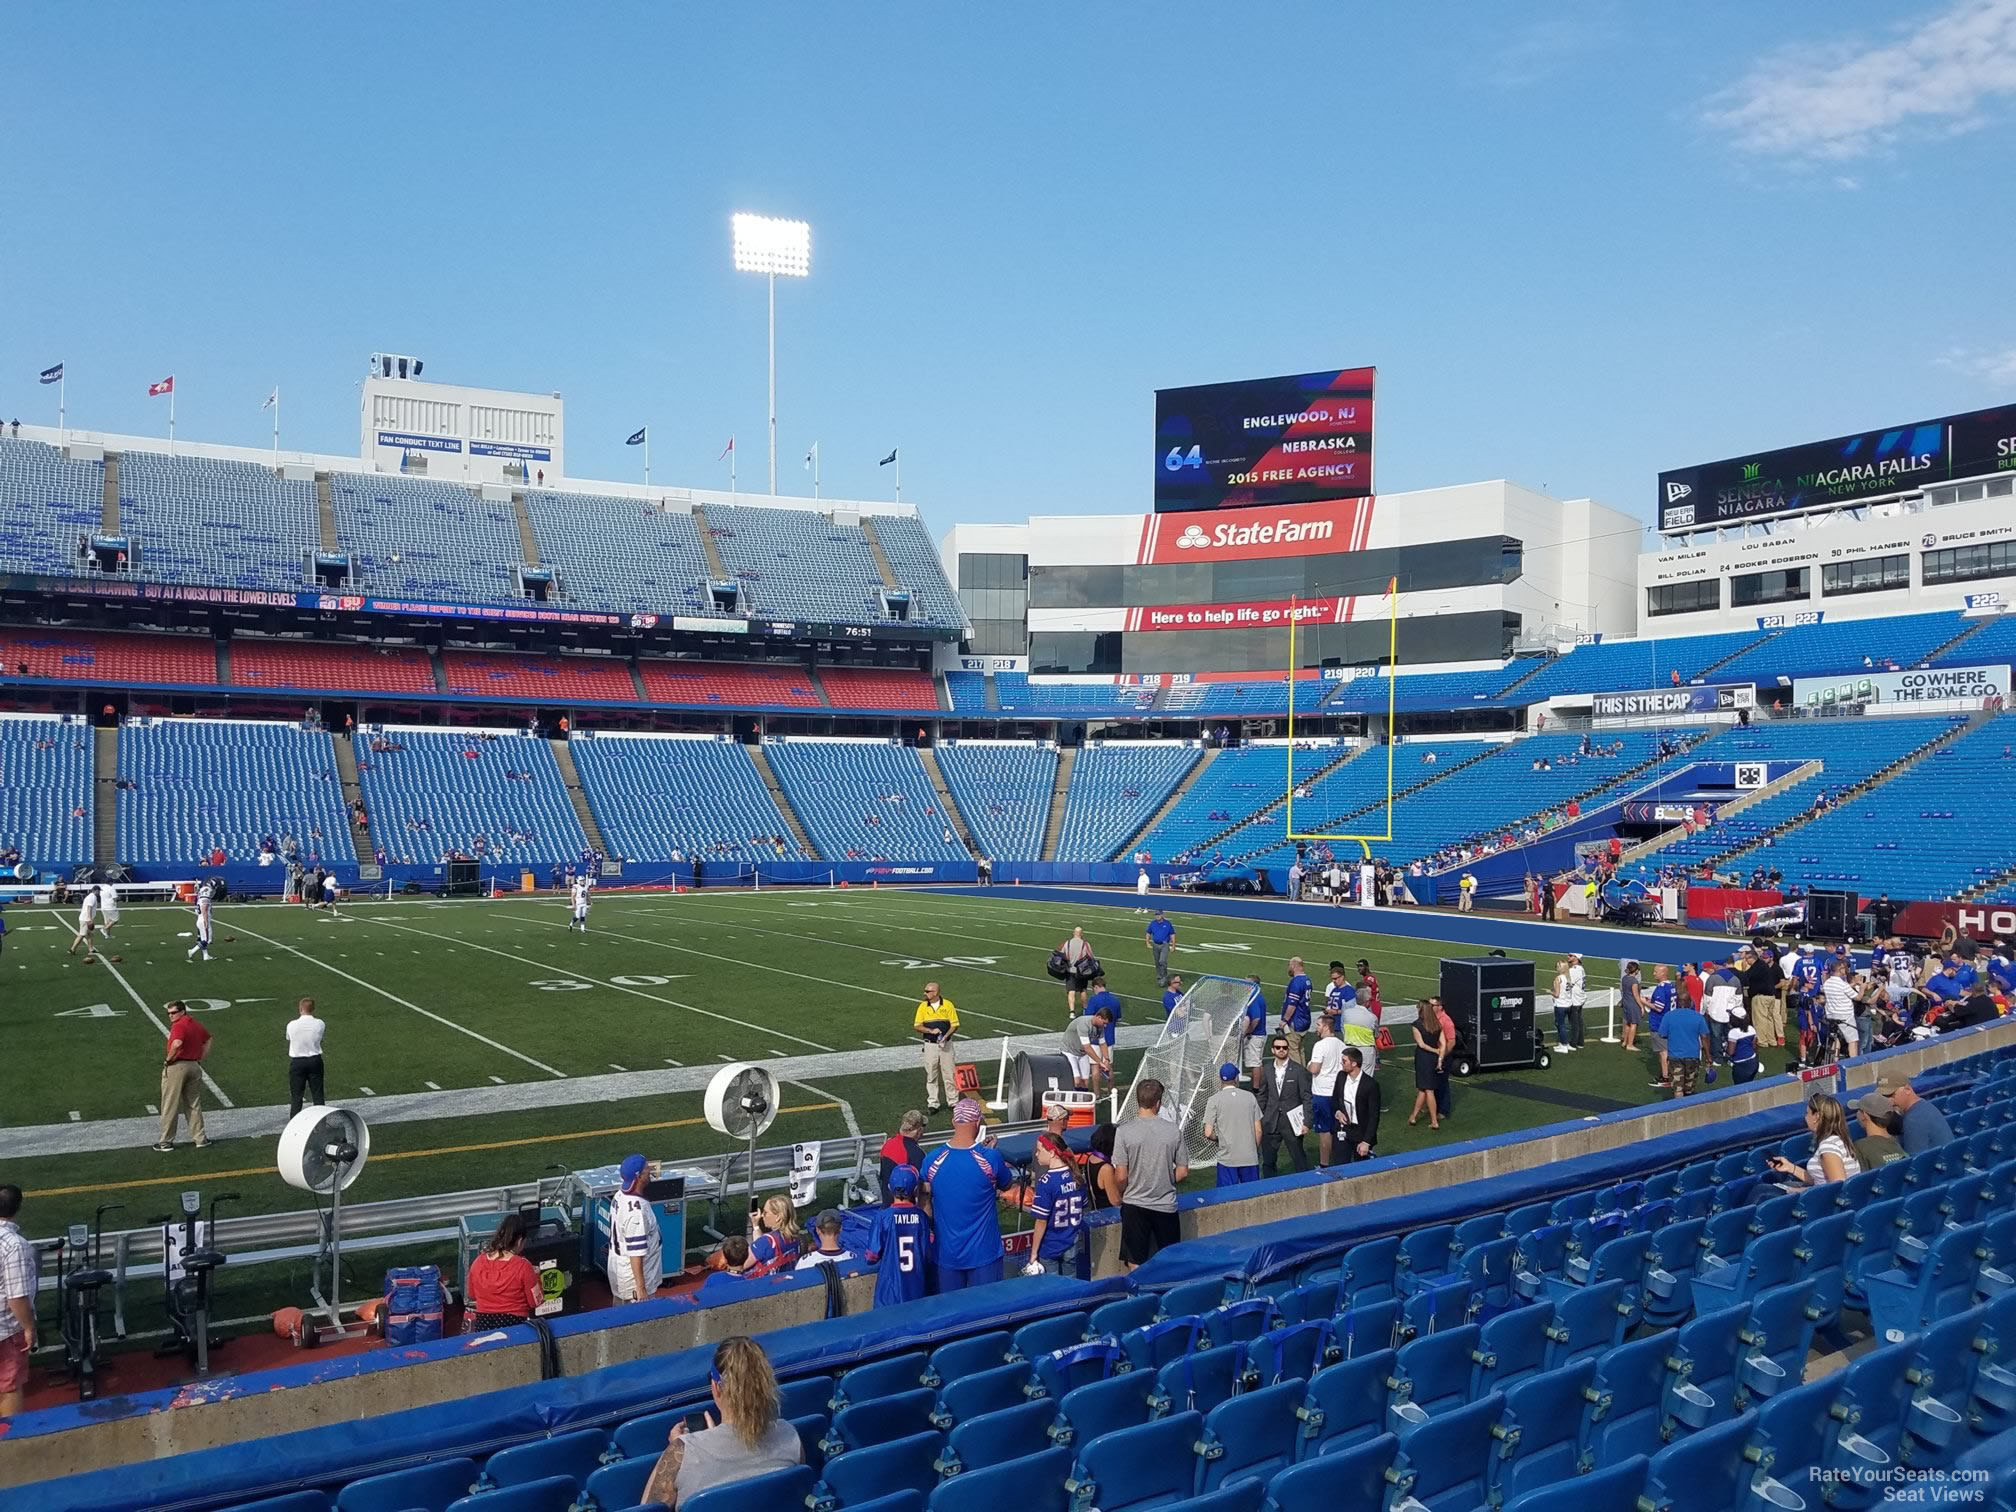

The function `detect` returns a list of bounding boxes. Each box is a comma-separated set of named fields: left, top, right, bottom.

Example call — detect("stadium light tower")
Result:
left=731, top=213, right=811, bottom=495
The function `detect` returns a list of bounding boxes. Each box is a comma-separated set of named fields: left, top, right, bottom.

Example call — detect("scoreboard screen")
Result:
left=1154, top=367, right=1375, bottom=514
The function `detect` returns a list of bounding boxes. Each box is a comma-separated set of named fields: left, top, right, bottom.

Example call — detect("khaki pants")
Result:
left=160, top=1060, right=206, bottom=1145
left=922, top=1040, right=957, bottom=1111
left=1751, top=993, right=1786, bottom=1048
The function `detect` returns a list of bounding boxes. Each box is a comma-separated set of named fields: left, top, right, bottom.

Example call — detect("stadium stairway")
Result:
left=92, top=724, right=116, bottom=869
left=1692, top=629, right=1781, bottom=680
left=1264, top=740, right=1499, bottom=854
left=984, top=675, right=1001, bottom=712
left=857, top=516, right=901, bottom=590
left=1616, top=758, right=1821, bottom=867
left=690, top=504, right=732, bottom=580
left=1918, top=615, right=1994, bottom=666
left=917, top=746, right=979, bottom=855
left=509, top=491, right=542, bottom=566
left=315, top=475, right=338, bottom=552
left=100, top=450, right=120, bottom=533
left=748, top=741, right=821, bottom=857
left=1698, top=710, right=1989, bottom=876
left=333, top=734, right=375, bottom=862
left=1039, top=746, right=1077, bottom=861
left=1114, top=747, right=1221, bottom=860
left=1191, top=743, right=1369, bottom=859
left=549, top=738, right=610, bottom=858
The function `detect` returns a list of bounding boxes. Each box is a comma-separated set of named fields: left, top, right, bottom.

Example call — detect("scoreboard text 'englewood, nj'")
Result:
left=1154, top=367, right=1375, bottom=514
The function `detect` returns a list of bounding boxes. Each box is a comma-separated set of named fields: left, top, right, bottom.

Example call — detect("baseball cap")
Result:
left=1219, top=1063, right=1241, bottom=1082
left=619, top=1153, right=649, bottom=1185
left=815, top=1208, right=844, bottom=1231
left=952, top=1098, right=985, bottom=1126
left=1856, top=1091, right=1897, bottom=1122
left=888, top=1165, right=919, bottom=1194
left=1875, top=1071, right=1914, bottom=1098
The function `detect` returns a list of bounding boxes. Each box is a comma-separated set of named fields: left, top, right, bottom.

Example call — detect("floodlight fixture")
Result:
left=732, top=213, right=812, bottom=493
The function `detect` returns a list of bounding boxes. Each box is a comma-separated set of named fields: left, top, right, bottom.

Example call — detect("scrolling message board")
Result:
left=1155, top=367, right=1375, bottom=513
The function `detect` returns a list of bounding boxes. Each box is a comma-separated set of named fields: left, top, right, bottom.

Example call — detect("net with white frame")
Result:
left=1122, top=974, right=1260, bottom=1169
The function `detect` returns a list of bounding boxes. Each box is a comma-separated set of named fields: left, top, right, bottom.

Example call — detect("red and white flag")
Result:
left=717, top=435, right=735, bottom=460
left=148, top=376, right=174, bottom=397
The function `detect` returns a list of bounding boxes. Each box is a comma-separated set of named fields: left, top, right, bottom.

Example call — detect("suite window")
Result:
left=1821, top=553, right=1909, bottom=597
left=1647, top=579, right=1719, bottom=617
left=1730, top=567, right=1809, bottom=608
left=1923, top=540, right=2016, bottom=585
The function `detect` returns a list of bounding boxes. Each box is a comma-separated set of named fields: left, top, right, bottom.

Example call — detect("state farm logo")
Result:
left=1175, top=525, right=1210, bottom=549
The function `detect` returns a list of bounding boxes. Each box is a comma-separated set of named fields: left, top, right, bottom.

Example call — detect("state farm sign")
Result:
left=1138, top=496, right=1376, bottom=564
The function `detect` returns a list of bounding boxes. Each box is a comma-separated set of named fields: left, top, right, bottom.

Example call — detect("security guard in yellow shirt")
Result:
left=914, top=981, right=960, bottom=1114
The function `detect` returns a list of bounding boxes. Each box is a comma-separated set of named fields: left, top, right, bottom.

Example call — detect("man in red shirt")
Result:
left=155, top=1001, right=213, bottom=1152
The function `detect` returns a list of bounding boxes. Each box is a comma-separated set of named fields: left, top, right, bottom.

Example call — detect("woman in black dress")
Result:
left=1410, top=1007, right=1445, bottom=1130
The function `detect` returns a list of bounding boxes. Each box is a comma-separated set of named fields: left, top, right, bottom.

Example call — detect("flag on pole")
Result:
left=262, top=388, right=278, bottom=411
left=626, top=427, right=647, bottom=446
left=717, top=436, right=735, bottom=460
left=803, top=442, right=819, bottom=470
left=38, top=363, right=63, bottom=385
left=148, top=377, right=175, bottom=397
left=879, top=448, right=898, bottom=466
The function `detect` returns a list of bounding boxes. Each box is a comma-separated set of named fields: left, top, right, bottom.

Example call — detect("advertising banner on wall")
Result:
left=1127, top=596, right=1360, bottom=633
left=1791, top=663, right=2009, bottom=708
left=1137, top=495, right=1378, bottom=564
left=1591, top=684, right=1755, bottom=722
left=1657, top=403, right=2016, bottom=532
left=1155, top=367, right=1375, bottom=514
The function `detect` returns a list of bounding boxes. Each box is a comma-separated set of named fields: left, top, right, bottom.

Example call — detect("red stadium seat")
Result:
left=230, top=639, right=438, bottom=695
left=637, top=659, right=825, bottom=710
left=438, top=650, right=637, bottom=702
left=818, top=667, right=940, bottom=712
left=0, top=627, right=217, bottom=686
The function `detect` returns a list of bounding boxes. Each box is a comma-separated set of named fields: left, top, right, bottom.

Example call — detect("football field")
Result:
left=2, top=886, right=1664, bottom=1235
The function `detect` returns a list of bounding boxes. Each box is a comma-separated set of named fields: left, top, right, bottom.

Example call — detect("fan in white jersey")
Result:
left=567, top=875, right=592, bottom=932
left=67, top=885, right=117, bottom=962
left=187, top=879, right=217, bottom=962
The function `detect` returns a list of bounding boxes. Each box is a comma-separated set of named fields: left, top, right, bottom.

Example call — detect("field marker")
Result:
left=489, top=1075, right=506, bottom=1084
left=424, top=1080, right=441, bottom=1090
left=67, top=1111, right=79, bottom=1122
left=359, top=1086, right=375, bottom=1096
left=355, top=913, right=837, bottom=1054
left=51, top=913, right=238, bottom=1110
left=146, top=1103, right=157, bottom=1114
left=664, top=1058, right=682, bottom=1067
left=221, top=912, right=568, bottom=1079
left=609, top=1063, right=628, bottom=1072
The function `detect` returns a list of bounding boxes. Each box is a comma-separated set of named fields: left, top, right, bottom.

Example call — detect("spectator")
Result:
left=920, top=1099, right=1015, bottom=1289
left=1336, top=1045, right=1381, bottom=1164
left=1765, top=1093, right=1862, bottom=1192
left=643, top=1336, right=804, bottom=1508
left=0, top=1184, right=31, bottom=1419
left=1619, top=960, right=1644, bottom=1054
left=1281, top=956, right=1312, bottom=1055
left=1852, top=1092, right=1908, bottom=1169
left=1560, top=954, right=1587, bottom=1052
left=913, top=981, right=959, bottom=1117
left=1306, top=1016, right=1346, bottom=1165
left=744, top=1196, right=803, bottom=1277
left=1058, top=927, right=1094, bottom=1015
left=1661, top=988, right=1711, bottom=1099
left=865, top=1167, right=929, bottom=1304
left=1200, top=1063, right=1262, bottom=1185
left=285, top=996, right=327, bottom=1117
left=154, top=1000, right=212, bottom=1152
left=1085, top=974, right=1124, bottom=1053
left=606, top=1155, right=664, bottom=1303
left=1085, top=1122, right=1125, bottom=1210
left=1819, top=961, right=1860, bottom=1058
left=1742, top=943, right=1786, bottom=1051
left=877, top=1110, right=926, bottom=1203
left=792, top=1211, right=852, bottom=1270
left=1879, top=1073, right=1956, bottom=1153
left=1725, top=1008, right=1759, bottom=1084
left=1024, top=1134, right=1088, bottom=1276
left=1112, top=1079, right=1187, bottom=1270
left=465, top=1213, right=544, bottom=1329
left=1645, top=963, right=1675, bottom=1089
left=1256, top=1033, right=1312, bottom=1175
left=1145, top=909, right=1176, bottom=988
left=1242, top=976, right=1269, bottom=1089
left=1408, top=1006, right=1447, bottom=1130
left=1061, top=1005, right=1112, bottom=1092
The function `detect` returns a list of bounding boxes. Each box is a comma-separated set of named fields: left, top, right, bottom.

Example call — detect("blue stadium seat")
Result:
left=830, top=1491, right=926, bottom=1512
left=1277, top=1280, right=1338, bottom=1326
left=831, top=1354, right=928, bottom=1411
left=1156, top=1278, right=1229, bottom=1318
left=1033, top=1342, right=1122, bottom=1399
left=1544, top=1278, right=1631, bottom=1368
left=1390, top=1322, right=1482, bottom=1421
left=1194, top=1379, right=1303, bottom=1491
left=1065, top=1410, right=1202, bottom=1512
left=826, top=1389, right=939, bottom=1455
left=1332, top=1295, right=1401, bottom=1358
left=926, top=1446, right=1073, bottom=1512
left=1500, top=1453, right=1648, bottom=1512
left=1198, top=1298, right=1277, bottom=1349
left=938, top=1397, right=1059, bottom=1473
left=1389, top=1390, right=1504, bottom=1511
left=1868, top=1222, right=1990, bottom=1341
left=1153, top=1344, right=1243, bottom=1416
left=1013, top=1311, right=1093, bottom=1363
left=936, top=1361, right=1038, bottom=1424
left=1836, top=1344, right=1966, bottom=1470
left=1295, top=1348, right=1396, bottom=1461
left=1490, top=1359, right=1596, bottom=1504
left=1121, top=1317, right=1203, bottom=1373
left=1470, top=1300, right=1553, bottom=1396
left=1088, top=1295, right=1159, bottom=1340
left=782, top=1377, right=838, bottom=1419
left=1265, top=1433, right=1399, bottom=1512
left=1585, top=1332, right=1705, bottom=1464
left=1240, top=1321, right=1332, bottom=1388
left=446, top=1477, right=579, bottom=1512
left=581, top=1458, right=657, bottom=1512
left=818, top=1431, right=946, bottom=1507
left=924, top=1331, right=1013, bottom=1387
left=230, top=1496, right=334, bottom=1512
left=1640, top=1415, right=1770, bottom=1512
left=1055, top=1372, right=1156, bottom=1449
left=1159, top=1483, right=1265, bottom=1512
left=336, top=1458, right=480, bottom=1512
left=1643, top=1217, right=1709, bottom=1327
left=681, top=1465, right=817, bottom=1512
left=1459, top=1236, right=1520, bottom=1318
left=482, top=1429, right=613, bottom=1490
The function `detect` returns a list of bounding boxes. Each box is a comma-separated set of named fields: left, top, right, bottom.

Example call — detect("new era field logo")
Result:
left=1665, top=481, right=1692, bottom=503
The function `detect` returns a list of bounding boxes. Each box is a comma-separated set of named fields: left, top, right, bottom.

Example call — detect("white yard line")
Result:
left=351, top=913, right=838, bottom=1054
left=222, top=912, right=568, bottom=1079
left=48, top=911, right=237, bottom=1108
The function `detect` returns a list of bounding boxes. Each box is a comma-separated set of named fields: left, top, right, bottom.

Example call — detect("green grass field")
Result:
left=2, top=886, right=1667, bottom=1241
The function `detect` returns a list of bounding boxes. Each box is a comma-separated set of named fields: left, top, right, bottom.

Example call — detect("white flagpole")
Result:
left=169, top=387, right=176, bottom=453
left=58, top=373, right=66, bottom=444
left=730, top=441, right=737, bottom=497
left=272, top=386, right=281, bottom=465
left=895, top=450, right=902, bottom=502
left=644, top=432, right=651, bottom=488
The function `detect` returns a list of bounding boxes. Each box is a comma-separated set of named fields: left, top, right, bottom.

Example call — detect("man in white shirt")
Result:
left=1135, top=865, right=1151, bottom=911
left=1306, top=1019, right=1346, bottom=1166
left=1820, top=962, right=1861, bottom=1057
left=1457, top=872, right=1477, bottom=912
left=793, top=1211, right=854, bottom=1269
left=1557, top=954, right=1587, bottom=1051
left=1334, top=1046, right=1382, bottom=1164
left=568, top=874, right=592, bottom=932
left=285, top=997, right=327, bottom=1117
left=607, top=1155, right=664, bottom=1302
left=187, top=879, right=217, bottom=963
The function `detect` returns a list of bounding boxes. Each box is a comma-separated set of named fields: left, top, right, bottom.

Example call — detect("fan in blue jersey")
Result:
left=1085, top=976, right=1123, bottom=1048
left=920, top=1100, right=1016, bottom=1291
left=1023, top=1135, right=1087, bottom=1277
left=1282, top=957, right=1312, bottom=1050
left=865, top=1166, right=931, bottom=1307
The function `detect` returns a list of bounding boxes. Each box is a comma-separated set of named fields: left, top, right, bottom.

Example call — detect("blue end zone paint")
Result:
left=921, top=884, right=1744, bottom=968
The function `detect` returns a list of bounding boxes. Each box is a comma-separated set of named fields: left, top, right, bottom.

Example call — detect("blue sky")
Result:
left=3, top=2, right=2012, bottom=534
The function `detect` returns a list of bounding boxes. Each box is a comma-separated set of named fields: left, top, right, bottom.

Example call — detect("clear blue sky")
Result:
left=3, top=3, right=2012, bottom=533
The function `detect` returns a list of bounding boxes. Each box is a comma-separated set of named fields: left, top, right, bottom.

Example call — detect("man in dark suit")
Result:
left=1334, top=1045, right=1382, bottom=1163
left=1256, top=1033, right=1312, bottom=1176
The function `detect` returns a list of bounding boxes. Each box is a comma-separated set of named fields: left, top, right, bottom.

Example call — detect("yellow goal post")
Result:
left=1284, top=575, right=1398, bottom=860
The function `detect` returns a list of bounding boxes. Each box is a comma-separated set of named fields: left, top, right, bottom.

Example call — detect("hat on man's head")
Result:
left=1856, top=1091, right=1897, bottom=1122
left=952, top=1098, right=985, bottom=1126
left=1219, top=1063, right=1241, bottom=1082
left=888, top=1165, right=919, bottom=1194
left=1876, top=1071, right=1915, bottom=1098
left=619, top=1154, right=649, bottom=1186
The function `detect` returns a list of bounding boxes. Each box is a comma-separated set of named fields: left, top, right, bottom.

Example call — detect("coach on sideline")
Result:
left=914, top=982, right=959, bottom=1116
left=287, top=997, right=328, bottom=1117
left=155, top=1001, right=212, bottom=1153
